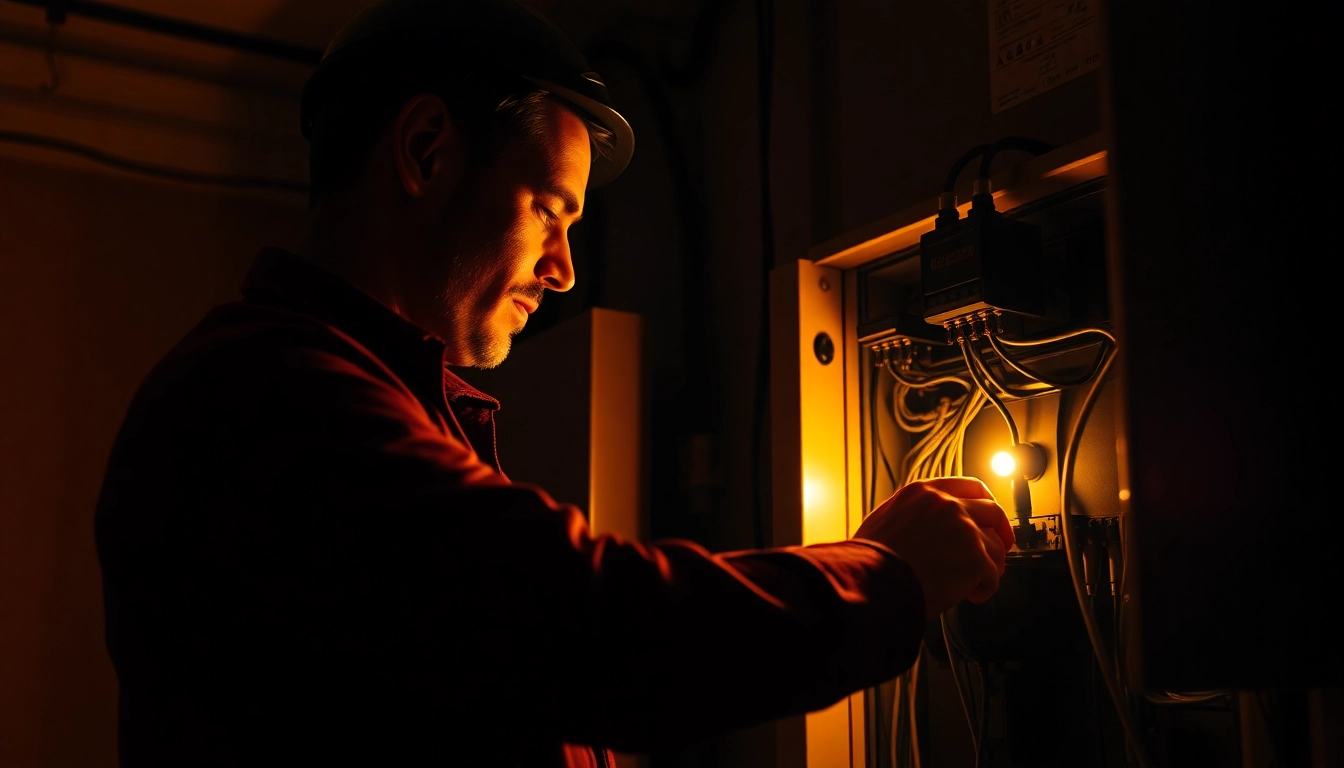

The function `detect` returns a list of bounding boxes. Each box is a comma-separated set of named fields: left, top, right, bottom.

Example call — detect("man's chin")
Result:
left=466, top=328, right=513, bottom=369
left=472, top=350, right=509, bottom=370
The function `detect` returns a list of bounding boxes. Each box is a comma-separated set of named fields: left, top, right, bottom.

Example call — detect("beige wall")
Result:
left=0, top=154, right=304, bottom=767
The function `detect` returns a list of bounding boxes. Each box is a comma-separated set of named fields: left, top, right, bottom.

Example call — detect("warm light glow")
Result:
left=804, top=477, right=827, bottom=509
left=1118, top=488, right=1131, bottom=501
left=991, top=451, right=1016, bottom=477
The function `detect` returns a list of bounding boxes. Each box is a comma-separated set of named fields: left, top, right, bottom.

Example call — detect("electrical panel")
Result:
left=771, top=135, right=1253, bottom=768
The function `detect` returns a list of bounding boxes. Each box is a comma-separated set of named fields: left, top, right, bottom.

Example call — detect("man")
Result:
left=94, top=1, right=1013, bottom=766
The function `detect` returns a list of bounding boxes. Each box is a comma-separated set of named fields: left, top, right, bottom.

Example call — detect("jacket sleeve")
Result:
left=189, top=335, right=927, bottom=754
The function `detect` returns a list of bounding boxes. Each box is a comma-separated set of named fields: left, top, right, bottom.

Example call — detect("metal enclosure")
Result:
left=768, top=2, right=1342, bottom=764
left=771, top=136, right=1125, bottom=767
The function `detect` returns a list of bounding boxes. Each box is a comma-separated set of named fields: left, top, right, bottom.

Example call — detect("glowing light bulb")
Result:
left=991, top=451, right=1016, bottom=477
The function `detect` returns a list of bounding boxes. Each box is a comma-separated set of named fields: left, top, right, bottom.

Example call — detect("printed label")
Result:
left=990, top=0, right=1102, bottom=113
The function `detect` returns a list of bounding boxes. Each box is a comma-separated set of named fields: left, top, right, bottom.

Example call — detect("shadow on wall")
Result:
left=0, top=156, right=307, bottom=766
left=0, top=0, right=374, bottom=762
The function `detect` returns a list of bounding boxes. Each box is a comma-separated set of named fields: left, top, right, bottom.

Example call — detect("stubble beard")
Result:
left=440, top=238, right=536, bottom=370
left=464, top=311, right=513, bottom=370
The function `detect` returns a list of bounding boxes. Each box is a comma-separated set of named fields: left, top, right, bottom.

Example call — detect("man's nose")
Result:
left=536, top=233, right=576, bottom=292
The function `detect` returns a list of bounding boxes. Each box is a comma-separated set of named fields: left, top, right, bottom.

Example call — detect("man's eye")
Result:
left=537, top=204, right=557, bottom=223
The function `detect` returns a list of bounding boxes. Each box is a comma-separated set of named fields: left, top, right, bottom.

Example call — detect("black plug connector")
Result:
left=970, top=136, right=1057, bottom=217
left=936, top=143, right=995, bottom=228
left=918, top=204, right=1048, bottom=325
left=920, top=137, right=1060, bottom=326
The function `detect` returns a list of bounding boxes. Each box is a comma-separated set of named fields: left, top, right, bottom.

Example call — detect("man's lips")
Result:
left=512, top=298, right=538, bottom=314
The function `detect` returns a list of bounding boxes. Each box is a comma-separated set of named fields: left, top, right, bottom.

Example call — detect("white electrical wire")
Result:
left=899, top=397, right=956, bottom=484
left=996, top=327, right=1117, bottom=348
left=981, top=324, right=1196, bottom=761
left=883, top=323, right=1174, bottom=766
left=895, top=366, right=985, bottom=763
left=940, top=612, right=981, bottom=757
left=876, top=352, right=986, bottom=767
left=907, top=655, right=921, bottom=768
left=892, top=383, right=944, bottom=433
left=1056, top=336, right=1156, bottom=768
left=964, top=336, right=1048, bottom=399
left=890, top=673, right=903, bottom=767
left=986, top=332, right=1108, bottom=389
left=957, top=322, right=1147, bottom=766
left=958, top=336, right=1020, bottom=447
left=1113, top=491, right=1231, bottom=710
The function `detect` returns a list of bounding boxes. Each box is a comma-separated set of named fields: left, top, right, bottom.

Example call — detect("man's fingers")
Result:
left=979, top=526, right=1007, bottom=576
left=966, top=558, right=1001, bottom=603
left=967, top=526, right=1007, bottom=603
left=922, top=476, right=996, bottom=501
left=964, top=498, right=1014, bottom=550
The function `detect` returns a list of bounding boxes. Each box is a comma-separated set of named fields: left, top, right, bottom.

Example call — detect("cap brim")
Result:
left=525, top=77, right=634, bottom=189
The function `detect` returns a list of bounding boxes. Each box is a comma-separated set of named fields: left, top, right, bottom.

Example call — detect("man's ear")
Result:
left=391, top=94, right=462, bottom=198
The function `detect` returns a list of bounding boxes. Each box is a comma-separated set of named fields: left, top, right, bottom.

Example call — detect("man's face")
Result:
left=417, top=100, right=590, bottom=368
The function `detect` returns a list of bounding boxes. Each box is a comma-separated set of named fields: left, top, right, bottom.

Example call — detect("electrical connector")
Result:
left=922, top=137, right=1060, bottom=327
left=858, top=312, right=945, bottom=350
left=919, top=190, right=1050, bottom=326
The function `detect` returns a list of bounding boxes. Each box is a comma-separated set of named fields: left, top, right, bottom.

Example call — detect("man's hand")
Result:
left=853, top=477, right=1014, bottom=619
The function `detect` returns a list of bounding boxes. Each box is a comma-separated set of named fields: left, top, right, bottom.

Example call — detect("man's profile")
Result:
left=94, top=1, right=1013, bottom=766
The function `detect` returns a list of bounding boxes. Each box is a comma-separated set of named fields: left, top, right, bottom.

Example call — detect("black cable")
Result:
left=3, top=0, right=322, bottom=65
left=974, top=664, right=990, bottom=768
left=975, top=135, right=1057, bottom=182
left=937, top=142, right=995, bottom=225
left=0, top=129, right=309, bottom=194
left=580, top=41, right=713, bottom=415
left=970, top=136, right=1056, bottom=214
left=943, top=143, right=996, bottom=197
left=938, top=137, right=1056, bottom=222
left=748, top=0, right=774, bottom=549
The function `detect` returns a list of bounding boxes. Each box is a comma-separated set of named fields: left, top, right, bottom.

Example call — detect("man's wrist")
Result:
left=848, top=537, right=900, bottom=560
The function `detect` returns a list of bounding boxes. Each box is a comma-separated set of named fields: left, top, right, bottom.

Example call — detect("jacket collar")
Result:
left=240, top=247, right=500, bottom=411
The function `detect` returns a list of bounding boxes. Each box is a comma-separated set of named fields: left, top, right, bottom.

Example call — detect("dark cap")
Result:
left=300, top=0, right=634, bottom=187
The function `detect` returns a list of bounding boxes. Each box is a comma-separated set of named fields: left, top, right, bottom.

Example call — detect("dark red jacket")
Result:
left=94, top=248, right=926, bottom=767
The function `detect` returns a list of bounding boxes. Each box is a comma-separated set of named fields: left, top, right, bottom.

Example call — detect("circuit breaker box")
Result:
left=770, top=136, right=1141, bottom=768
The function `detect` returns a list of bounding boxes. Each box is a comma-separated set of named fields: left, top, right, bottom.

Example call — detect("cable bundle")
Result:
left=868, top=339, right=986, bottom=768
left=870, top=311, right=1141, bottom=767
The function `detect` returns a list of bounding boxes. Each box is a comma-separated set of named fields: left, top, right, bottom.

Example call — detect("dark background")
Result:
left=3, top=1, right=1333, bottom=766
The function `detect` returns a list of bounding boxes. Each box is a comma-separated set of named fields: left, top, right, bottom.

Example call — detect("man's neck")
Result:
left=296, top=196, right=407, bottom=318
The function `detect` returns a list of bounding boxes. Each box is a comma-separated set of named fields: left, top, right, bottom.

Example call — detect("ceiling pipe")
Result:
left=2, top=0, right=322, bottom=66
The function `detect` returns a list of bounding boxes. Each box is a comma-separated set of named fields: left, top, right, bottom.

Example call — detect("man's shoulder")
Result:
left=168, top=299, right=387, bottom=376
left=133, top=298, right=405, bottom=418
